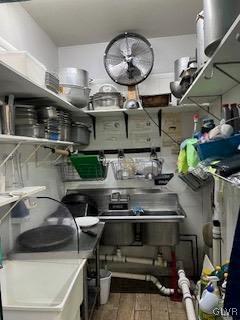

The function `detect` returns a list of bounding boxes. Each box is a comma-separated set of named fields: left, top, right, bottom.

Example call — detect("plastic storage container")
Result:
left=196, top=134, right=240, bottom=160
left=0, top=51, right=47, bottom=86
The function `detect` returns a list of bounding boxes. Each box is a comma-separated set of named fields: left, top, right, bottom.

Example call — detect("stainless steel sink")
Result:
left=98, top=192, right=186, bottom=246
left=99, top=208, right=185, bottom=222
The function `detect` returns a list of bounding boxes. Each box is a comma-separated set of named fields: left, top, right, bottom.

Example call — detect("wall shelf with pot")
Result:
left=83, top=104, right=200, bottom=117
left=0, top=60, right=88, bottom=115
left=180, top=14, right=240, bottom=105
left=0, top=134, right=76, bottom=146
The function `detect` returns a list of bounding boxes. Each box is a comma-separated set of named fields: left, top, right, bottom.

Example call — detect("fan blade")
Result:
left=120, top=38, right=136, bottom=57
left=132, top=57, right=149, bottom=76
left=108, top=61, right=128, bottom=79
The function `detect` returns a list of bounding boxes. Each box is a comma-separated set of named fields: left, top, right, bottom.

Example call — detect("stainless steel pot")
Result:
left=204, top=0, right=240, bottom=57
left=59, top=68, right=89, bottom=88
left=71, top=122, right=91, bottom=145
left=174, top=57, right=190, bottom=81
left=196, top=11, right=208, bottom=70
left=62, top=86, right=90, bottom=108
left=92, top=92, right=124, bottom=109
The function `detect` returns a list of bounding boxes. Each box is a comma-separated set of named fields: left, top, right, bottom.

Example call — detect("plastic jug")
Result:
left=199, top=286, right=219, bottom=314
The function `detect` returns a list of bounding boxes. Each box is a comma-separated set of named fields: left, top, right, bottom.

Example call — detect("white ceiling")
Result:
left=22, top=0, right=202, bottom=47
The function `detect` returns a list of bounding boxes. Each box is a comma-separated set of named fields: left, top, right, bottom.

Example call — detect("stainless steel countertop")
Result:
left=9, top=222, right=105, bottom=260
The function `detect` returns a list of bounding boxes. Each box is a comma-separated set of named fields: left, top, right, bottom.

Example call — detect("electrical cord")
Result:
left=142, top=106, right=181, bottom=146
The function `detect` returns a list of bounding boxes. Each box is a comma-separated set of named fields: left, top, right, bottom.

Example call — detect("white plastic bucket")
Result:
left=100, top=269, right=112, bottom=305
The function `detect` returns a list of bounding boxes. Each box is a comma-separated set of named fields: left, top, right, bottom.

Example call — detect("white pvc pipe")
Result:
left=112, top=272, right=174, bottom=296
left=100, top=253, right=167, bottom=267
left=178, top=269, right=196, bottom=320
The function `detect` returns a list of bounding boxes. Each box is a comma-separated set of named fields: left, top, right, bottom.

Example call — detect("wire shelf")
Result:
left=57, top=161, right=109, bottom=182
left=111, top=158, right=162, bottom=180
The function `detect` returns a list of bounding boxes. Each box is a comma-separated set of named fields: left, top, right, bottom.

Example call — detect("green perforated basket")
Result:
left=70, top=155, right=107, bottom=180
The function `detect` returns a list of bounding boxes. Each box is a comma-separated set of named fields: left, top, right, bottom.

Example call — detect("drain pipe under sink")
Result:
left=100, top=249, right=167, bottom=267
left=178, top=269, right=196, bottom=320
left=110, top=270, right=196, bottom=319
left=112, top=272, right=174, bottom=296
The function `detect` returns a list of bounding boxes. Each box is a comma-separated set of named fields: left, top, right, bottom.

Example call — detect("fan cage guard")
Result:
left=104, top=32, right=154, bottom=86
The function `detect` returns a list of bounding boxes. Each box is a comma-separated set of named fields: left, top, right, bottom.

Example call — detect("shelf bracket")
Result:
left=123, top=112, right=129, bottom=138
left=158, top=110, right=162, bottom=136
left=22, top=144, right=42, bottom=167
left=214, top=61, right=240, bottom=85
left=187, top=96, right=221, bottom=121
left=0, top=142, right=23, bottom=169
left=54, top=147, right=70, bottom=164
left=89, top=115, right=96, bottom=139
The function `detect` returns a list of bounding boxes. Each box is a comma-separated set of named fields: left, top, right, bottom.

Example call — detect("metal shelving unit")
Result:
left=0, top=186, right=46, bottom=209
left=0, top=134, right=75, bottom=146
left=0, top=59, right=87, bottom=115
left=180, top=14, right=240, bottom=105
left=83, top=104, right=200, bottom=117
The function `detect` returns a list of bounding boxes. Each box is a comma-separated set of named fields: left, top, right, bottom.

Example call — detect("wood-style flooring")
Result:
left=93, top=293, right=188, bottom=320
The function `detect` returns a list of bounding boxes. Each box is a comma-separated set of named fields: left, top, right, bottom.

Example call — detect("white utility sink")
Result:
left=0, top=259, right=86, bottom=320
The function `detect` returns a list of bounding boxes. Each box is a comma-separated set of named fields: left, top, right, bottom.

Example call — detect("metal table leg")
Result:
left=96, top=243, right=100, bottom=307
left=83, top=264, right=89, bottom=320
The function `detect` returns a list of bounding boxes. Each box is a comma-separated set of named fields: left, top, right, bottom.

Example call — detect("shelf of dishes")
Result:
left=0, top=104, right=91, bottom=146
left=0, top=186, right=46, bottom=209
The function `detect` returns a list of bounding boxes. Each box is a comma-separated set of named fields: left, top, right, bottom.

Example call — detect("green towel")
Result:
left=178, top=138, right=200, bottom=173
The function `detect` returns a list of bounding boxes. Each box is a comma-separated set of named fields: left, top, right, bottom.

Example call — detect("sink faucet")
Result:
left=110, top=192, right=130, bottom=203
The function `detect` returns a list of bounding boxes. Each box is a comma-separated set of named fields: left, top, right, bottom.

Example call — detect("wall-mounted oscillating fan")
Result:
left=104, top=32, right=154, bottom=106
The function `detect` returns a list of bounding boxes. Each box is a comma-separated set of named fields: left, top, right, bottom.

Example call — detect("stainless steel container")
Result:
left=16, top=124, right=45, bottom=138
left=101, top=223, right=135, bottom=246
left=196, top=11, right=208, bottom=70
left=92, top=92, right=124, bottom=109
left=59, top=125, right=70, bottom=141
left=204, top=0, right=240, bottom=57
left=1, top=98, right=15, bottom=135
left=71, top=122, right=91, bottom=145
left=37, top=106, right=58, bottom=120
left=142, top=222, right=179, bottom=246
left=59, top=68, right=89, bottom=88
left=174, top=57, right=190, bottom=81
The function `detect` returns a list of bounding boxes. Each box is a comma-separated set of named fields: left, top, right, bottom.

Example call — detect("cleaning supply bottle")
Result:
left=199, top=285, right=219, bottom=319
left=193, top=113, right=200, bottom=137
left=200, top=269, right=212, bottom=292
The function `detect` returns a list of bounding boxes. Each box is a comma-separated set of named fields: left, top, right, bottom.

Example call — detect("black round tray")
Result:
left=17, top=225, right=75, bottom=252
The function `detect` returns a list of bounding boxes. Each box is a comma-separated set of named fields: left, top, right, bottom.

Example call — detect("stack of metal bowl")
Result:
left=15, top=105, right=45, bottom=138
left=57, top=111, right=71, bottom=141
left=37, top=106, right=60, bottom=140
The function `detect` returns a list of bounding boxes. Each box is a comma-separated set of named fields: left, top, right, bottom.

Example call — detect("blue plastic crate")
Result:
left=196, top=134, right=240, bottom=160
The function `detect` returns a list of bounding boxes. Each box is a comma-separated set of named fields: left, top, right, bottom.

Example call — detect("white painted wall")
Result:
left=58, top=34, right=196, bottom=79
left=0, top=3, right=58, bottom=70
